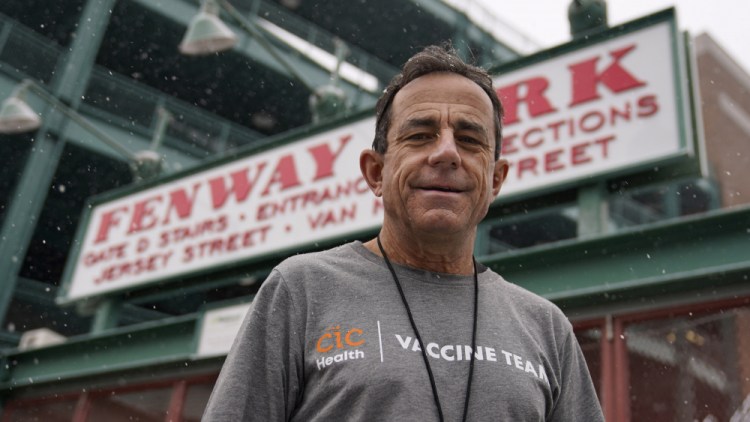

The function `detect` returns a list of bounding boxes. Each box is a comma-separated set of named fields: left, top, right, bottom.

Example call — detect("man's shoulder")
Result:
left=274, top=241, right=363, bottom=277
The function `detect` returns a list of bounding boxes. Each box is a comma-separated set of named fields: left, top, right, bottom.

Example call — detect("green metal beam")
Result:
left=485, top=205, right=750, bottom=309
left=53, top=0, right=119, bottom=108
left=0, top=134, right=66, bottom=326
left=0, top=315, right=200, bottom=389
left=0, top=0, right=119, bottom=330
left=577, top=182, right=608, bottom=238
left=59, top=108, right=198, bottom=168
left=132, top=0, right=377, bottom=104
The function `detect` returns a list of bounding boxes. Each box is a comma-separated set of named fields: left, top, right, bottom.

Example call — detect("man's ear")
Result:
left=492, top=158, right=509, bottom=197
left=360, top=149, right=384, bottom=197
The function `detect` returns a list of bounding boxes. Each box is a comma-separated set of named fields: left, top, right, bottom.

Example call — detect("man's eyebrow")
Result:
left=397, top=117, right=489, bottom=139
left=398, top=117, right=439, bottom=132
left=452, top=119, right=488, bottom=137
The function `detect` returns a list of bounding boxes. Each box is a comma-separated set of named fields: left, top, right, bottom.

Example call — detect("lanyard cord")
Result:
left=377, top=235, right=478, bottom=422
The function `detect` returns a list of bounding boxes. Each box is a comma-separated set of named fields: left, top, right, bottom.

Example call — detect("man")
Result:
left=203, top=45, right=604, bottom=421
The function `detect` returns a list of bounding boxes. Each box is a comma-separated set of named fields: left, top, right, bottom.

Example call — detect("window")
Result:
left=575, top=298, right=750, bottom=421
left=181, top=381, right=215, bottom=422
left=3, top=395, right=78, bottom=421
left=623, top=305, right=750, bottom=421
left=87, top=386, right=173, bottom=422
left=481, top=204, right=578, bottom=254
left=575, top=326, right=602, bottom=398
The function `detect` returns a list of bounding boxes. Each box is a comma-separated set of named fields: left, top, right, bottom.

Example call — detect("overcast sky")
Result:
left=466, top=0, right=750, bottom=74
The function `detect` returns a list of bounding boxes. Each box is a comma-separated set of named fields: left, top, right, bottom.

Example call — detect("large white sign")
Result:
left=196, top=302, right=251, bottom=358
left=61, top=117, right=381, bottom=302
left=494, top=20, right=690, bottom=197
left=60, top=14, right=692, bottom=302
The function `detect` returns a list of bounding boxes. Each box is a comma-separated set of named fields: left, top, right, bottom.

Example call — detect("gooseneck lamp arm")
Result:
left=3, top=79, right=139, bottom=162
left=216, top=0, right=317, bottom=94
left=0, top=79, right=168, bottom=181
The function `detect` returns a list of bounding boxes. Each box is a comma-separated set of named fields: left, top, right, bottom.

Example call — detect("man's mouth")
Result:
left=421, top=186, right=462, bottom=193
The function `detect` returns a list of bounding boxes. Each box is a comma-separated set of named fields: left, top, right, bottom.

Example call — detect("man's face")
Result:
left=362, top=72, right=509, bottom=238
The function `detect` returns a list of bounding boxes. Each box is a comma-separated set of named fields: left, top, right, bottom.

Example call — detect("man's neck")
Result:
left=363, top=225, right=477, bottom=275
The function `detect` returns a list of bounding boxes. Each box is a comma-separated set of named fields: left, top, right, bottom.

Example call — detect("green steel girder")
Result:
left=58, top=110, right=200, bottom=169
left=53, top=0, right=118, bottom=107
left=485, top=205, right=750, bottom=309
left=0, top=0, right=119, bottom=334
left=131, top=0, right=378, bottom=103
left=0, top=315, right=199, bottom=389
left=0, top=206, right=748, bottom=393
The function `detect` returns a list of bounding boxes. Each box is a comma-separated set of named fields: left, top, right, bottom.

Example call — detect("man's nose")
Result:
left=427, top=129, right=461, bottom=168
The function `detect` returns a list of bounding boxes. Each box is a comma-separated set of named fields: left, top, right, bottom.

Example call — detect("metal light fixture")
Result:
left=568, top=0, right=608, bottom=39
left=133, top=107, right=173, bottom=182
left=309, top=38, right=350, bottom=123
left=0, top=79, right=167, bottom=182
left=178, top=0, right=237, bottom=55
left=0, top=84, right=42, bottom=134
left=179, top=0, right=350, bottom=122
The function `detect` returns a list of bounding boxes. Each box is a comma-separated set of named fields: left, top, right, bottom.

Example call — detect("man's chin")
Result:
left=407, top=212, right=472, bottom=236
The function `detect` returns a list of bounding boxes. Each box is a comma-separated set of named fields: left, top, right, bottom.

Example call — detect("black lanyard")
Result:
left=377, top=235, right=478, bottom=422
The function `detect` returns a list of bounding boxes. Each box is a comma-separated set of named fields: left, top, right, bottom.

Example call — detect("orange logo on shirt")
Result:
left=316, top=325, right=365, bottom=353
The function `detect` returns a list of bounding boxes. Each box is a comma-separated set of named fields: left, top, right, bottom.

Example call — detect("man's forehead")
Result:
left=399, top=72, right=484, bottom=95
left=390, top=73, right=494, bottom=124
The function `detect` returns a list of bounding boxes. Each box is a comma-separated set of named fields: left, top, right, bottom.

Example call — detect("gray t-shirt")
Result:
left=203, top=241, right=603, bottom=421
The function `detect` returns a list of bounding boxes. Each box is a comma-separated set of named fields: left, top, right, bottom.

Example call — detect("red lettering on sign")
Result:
left=162, top=183, right=201, bottom=225
left=372, top=198, right=383, bottom=215
left=181, top=225, right=271, bottom=263
left=94, top=206, right=129, bottom=243
left=517, top=157, right=538, bottom=179
left=83, top=243, right=127, bottom=267
left=568, top=44, right=646, bottom=107
left=262, top=154, right=301, bottom=195
left=637, top=94, right=659, bottom=117
left=544, top=149, right=565, bottom=172
left=571, top=142, right=593, bottom=166
left=522, top=127, right=544, bottom=149
left=89, top=136, right=362, bottom=248
left=501, top=133, right=519, bottom=155
left=308, top=135, right=352, bottom=181
left=594, top=135, right=616, bottom=158
left=497, top=77, right=558, bottom=125
left=208, top=163, right=267, bottom=210
left=308, top=203, right=357, bottom=230
left=128, top=196, right=162, bottom=234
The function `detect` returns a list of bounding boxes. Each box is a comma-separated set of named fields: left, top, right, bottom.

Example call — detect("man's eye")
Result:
left=457, top=136, right=481, bottom=145
left=407, top=133, right=433, bottom=141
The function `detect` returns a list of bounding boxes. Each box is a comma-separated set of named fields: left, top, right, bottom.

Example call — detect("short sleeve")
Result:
left=203, top=270, right=305, bottom=421
left=548, top=328, right=604, bottom=421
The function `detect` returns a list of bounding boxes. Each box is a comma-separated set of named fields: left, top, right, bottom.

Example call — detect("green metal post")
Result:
left=0, top=20, right=13, bottom=54
left=218, top=121, right=231, bottom=155
left=663, top=183, right=681, bottom=219
left=577, top=182, right=608, bottom=238
left=55, top=0, right=119, bottom=108
left=0, top=133, right=67, bottom=328
left=474, top=222, right=490, bottom=258
left=91, top=299, right=122, bottom=334
left=0, top=0, right=118, bottom=329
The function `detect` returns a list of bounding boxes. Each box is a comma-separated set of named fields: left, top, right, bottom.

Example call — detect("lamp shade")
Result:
left=179, top=10, right=238, bottom=55
left=132, top=150, right=163, bottom=182
left=0, top=96, right=42, bottom=134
